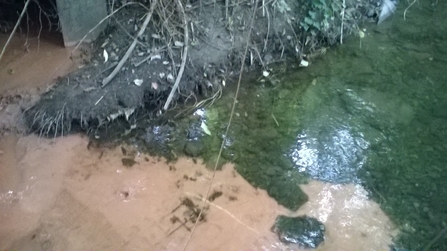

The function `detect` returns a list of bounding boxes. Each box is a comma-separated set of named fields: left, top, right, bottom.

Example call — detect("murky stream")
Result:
left=187, top=1, right=447, bottom=249
left=290, top=3, right=447, bottom=248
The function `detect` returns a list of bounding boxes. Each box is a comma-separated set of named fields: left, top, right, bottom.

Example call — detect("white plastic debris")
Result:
left=133, top=79, right=143, bottom=86
left=262, top=70, right=270, bottom=77
left=150, top=54, right=161, bottom=61
left=359, top=30, right=365, bottom=38
left=201, top=121, right=211, bottom=136
left=378, top=0, right=397, bottom=24
left=103, top=49, right=109, bottom=63
left=167, top=73, right=174, bottom=83
left=124, top=108, right=135, bottom=121
left=174, top=41, right=184, bottom=47
left=299, top=59, right=309, bottom=67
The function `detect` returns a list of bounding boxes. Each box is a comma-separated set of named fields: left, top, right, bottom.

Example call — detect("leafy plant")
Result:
left=300, top=0, right=343, bottom=42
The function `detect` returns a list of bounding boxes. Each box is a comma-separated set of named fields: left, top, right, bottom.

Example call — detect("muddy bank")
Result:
left=22, top=0, right=380, bottom=136
left=0, top=134, right=396, bottom=250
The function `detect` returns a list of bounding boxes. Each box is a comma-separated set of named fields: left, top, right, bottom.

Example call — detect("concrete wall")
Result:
left=56, top=0, right=108, bottom=47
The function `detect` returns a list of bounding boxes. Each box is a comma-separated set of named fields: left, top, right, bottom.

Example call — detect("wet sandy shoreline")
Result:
left=0, top=133, right=396, bottom=250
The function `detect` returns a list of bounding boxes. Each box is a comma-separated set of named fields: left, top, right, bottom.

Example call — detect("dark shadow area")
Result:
left=0, top=0, right=63, bottom=46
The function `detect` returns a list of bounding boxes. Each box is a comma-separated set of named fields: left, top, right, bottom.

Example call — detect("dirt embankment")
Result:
left=20, top=0, right=378, bottom=137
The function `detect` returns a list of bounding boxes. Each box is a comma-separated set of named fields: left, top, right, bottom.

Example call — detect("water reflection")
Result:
left=291, top=125, right=368, bottom=183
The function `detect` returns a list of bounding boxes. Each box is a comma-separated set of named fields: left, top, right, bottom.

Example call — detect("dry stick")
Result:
left=225, top=0, right=229, bottom=19
left=423, top=226, right=447, bottom=251
left=340, top=0, right=345, bottom=44
left=181, top=0, right=260, bottom=250
left=163, top=0, right=188, bottom=110
left=184, top=192, right=260, bottom=235
left=102, top=1, right=157, bottom=87
left=0, top=0, right=31, bottom=63
left=263, top=5, right=270, bottom=52
left=404, top=0, right=417, bottom=20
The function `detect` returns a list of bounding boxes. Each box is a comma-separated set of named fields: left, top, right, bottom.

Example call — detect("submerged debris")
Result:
left=272, top=215, right=325, bottom=248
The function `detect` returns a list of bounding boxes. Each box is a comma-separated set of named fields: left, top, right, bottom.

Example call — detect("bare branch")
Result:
left=163, top=0, right=189, bottom=110
left=102, top=0, right=157, bottom=87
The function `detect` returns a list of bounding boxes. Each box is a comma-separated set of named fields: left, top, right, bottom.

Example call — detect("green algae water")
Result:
left=192, top=2, right=447, bottom=250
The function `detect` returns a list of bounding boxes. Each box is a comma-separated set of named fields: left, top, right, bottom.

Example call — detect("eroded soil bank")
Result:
left=22, top=0, right=379, bottom=137
left=0, top=133, right=396, bottom=250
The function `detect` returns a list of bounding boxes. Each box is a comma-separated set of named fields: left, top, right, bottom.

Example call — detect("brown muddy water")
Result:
left=0, top=34, right=396, bottom=250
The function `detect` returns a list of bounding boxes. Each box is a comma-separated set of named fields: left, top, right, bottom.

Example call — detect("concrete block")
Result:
left=56, top=0, right=108, bottom=47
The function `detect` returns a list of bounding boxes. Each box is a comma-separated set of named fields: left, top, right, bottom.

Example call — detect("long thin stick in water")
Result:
left=423, top=226, right=447, bottom=251
left=0, top=0, right=31, bottom=63
left=181, top=0, right=259, bottom=250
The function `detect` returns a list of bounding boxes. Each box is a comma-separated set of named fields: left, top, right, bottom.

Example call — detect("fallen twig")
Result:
left=163, top=0, right=189, bottom=110
left=102, top=0, right=157, bottom=87
left=423, top=225, right=447, bottom=251
left=264, top=6, right=270, bottom=52
left=184, top=192, right=260, bottom=235
left=340, top=0, right=346, bottom=44
left=404, top=0, right=417, bottom=20
left=0, top=0, right=31, bottom=63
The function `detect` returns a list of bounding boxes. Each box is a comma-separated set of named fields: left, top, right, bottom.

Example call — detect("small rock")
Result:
left=184, top=140, right=204, bottom=157
left=272, top=215, right=325, bottom=248
left=122, top=158, right=137, bottom=168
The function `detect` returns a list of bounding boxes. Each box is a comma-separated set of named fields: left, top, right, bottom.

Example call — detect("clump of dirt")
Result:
left=22, top=0, right=380, bottom=137
left=0, top=90, right=39, bottom=134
